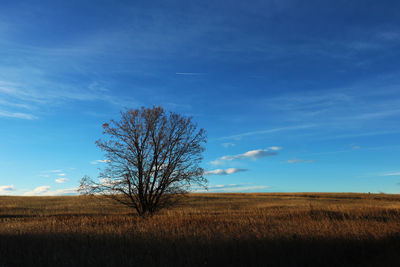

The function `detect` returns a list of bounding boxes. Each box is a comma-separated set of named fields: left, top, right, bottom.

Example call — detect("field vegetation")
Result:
left=1, top=193, right=400, bottom=266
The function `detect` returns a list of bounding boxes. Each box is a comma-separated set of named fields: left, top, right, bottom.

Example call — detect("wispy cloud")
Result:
left=266, top=93, right=353, bottom=112
left=43, top=169, right=63, bottom=173
left=321, top=130, right=400, bottom=140
left=204, top=168, right=248, bottom=176
left=221, top=142, right=235, bottom=148
left=0, top=185, right=14, bottom=194
left=175, top=72, right=204, bottom=75
left=286, top=159, right=316, bottom=164
left=348, top=109, right=400, bottom=120
left=193, top=183, right=269, bottom=193
left=0, top=75, right=140, bottom=119
left=91, top=159, right=111, bottom=165
left=379, top=172, right=400, bottom=177
left=257, top=78, right=400, bottom=140
left=350, top=144, right=361, bottom=149
left=39, top=169, right=64, bottom=177
left=0, top=110, right=37, bottom=120
left=55, top=178, right=68, bottom=183
left=0, top=98, right=32, bottom=109
left=219, top=125, right=314, bottom=140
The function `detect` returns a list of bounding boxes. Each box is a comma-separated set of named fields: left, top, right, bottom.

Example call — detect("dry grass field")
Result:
left=1, top=193, right=400, bottom=266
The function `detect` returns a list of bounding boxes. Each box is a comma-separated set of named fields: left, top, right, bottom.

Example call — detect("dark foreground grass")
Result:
left=1, top=193, right=400, bottom=266
left=2, top=234, right=400, bottom=266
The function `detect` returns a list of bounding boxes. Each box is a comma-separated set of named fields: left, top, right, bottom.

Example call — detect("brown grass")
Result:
left=1, top=193, right=400, bottom=266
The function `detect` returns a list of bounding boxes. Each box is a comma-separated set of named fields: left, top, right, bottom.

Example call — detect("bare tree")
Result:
left=79, top=106, right=207, bottom=216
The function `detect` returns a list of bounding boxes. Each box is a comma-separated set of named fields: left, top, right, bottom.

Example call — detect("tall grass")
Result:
left=1, top=193, right=400, bottom=266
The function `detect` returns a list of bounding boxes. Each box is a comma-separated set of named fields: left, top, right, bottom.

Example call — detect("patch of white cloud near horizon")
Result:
left=23, top=186, right=77, bottom=196
left=23, top=186, right=50, bottom=196
left=286, top=159, right=316, bottom=164
left=91, top=159, right=111, bottom=164
left=204, top=168, right=248, bottom=176
left=55, top=178, right=68, bottom=183
left=0, top=185, right=14, bottom=194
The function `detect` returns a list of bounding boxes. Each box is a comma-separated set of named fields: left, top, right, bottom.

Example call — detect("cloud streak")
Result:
left=219, top=125, right=315, bottom=140
left=193, top=184, right=269, bottom=193
left=221, top=149, right=279, bottom=160
left=221, top=142, right=235, bottom=148
left=91, top=159, right=111, bottom=164
left=175, top=72, right=204, bottom=75
left=286, top=159, right=316, bottom=164
left=211, top=147, right=281, bottom=165
left=0, top=110, right=37, bottom=120
left=380, top=172, right=400, bottom=176
left=204, top=168, right=248, bottom=176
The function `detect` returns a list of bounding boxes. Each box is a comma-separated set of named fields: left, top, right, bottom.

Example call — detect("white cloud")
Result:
left=57, top=173, right=66, bottom=176
left=269, top=146, right=282, bottom=151
left=23, top=186, right=77, bottom=196
left=286, top=159, right=316, bottom=164
left=0, top=185, right=14, bottom=194
left=226, top=185, right=269, bottom=192
left=49, top=188, right=77, bottom=196
left=221, top=147, right=281, bottom=161
left=91, top=159, right=111, bottom=164
left=210, top=147, right=281, bottom=165
left=204, top=168, right=248, bottom=176
left=55, top=178, right=67, bottom=183
left=95, top=178, right=124, bottom=188
left=23, top=186, right=50, bottom=196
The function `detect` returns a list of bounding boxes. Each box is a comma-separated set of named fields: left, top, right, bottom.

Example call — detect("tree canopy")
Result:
left=79, top=106, right=207, bottom=216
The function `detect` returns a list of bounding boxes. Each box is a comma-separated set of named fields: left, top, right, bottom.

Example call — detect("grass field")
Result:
left=1, top=193, right=400, bottom=266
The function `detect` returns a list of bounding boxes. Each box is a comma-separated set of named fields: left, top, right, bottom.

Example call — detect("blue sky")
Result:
left=1, top=0, right=400, bottom=195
